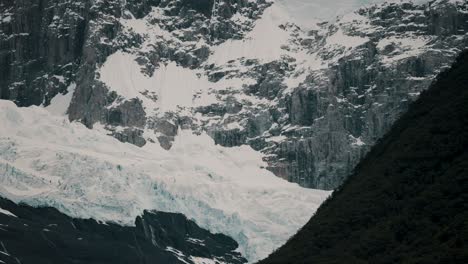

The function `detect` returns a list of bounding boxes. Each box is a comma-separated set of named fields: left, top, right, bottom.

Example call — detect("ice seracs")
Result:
left=0, top=100, right=330, bottom=262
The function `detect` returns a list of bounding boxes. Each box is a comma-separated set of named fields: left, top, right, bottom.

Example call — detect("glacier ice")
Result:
left=0, top=100, right=330, bottom=262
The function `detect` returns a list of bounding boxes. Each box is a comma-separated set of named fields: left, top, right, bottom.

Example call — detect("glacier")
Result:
left=0, top=99, right=330, bottom=262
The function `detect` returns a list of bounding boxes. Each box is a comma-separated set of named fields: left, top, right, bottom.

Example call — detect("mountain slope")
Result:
left=0, top=197, right=246, bottom=264
left=1, top=1, right=468, bottom=262
left=259, top=50, right=468, bottom=263
left=2, top=0, right=467, bottom=190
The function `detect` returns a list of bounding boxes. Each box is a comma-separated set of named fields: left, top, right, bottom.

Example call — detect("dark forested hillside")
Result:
left=259, top=50, right=468, bottom=264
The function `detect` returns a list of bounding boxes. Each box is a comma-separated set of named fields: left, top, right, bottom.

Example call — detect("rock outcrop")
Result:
left=0, top=0, right=88, bottom=106
left=0, top=197, right=247, bottom=264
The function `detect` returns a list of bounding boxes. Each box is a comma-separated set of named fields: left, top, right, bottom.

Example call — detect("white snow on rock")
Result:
left=277, top=0, right=433, bottom=25
left=377, top=35, right=432, bottom=65
left=98, top=48, right=271, bottom=113
left=45, top=83, right=76, bottom=116
left=190, top=256, right=225, bottom=264
left=208, top=4, right=292, bottom=65
left=98, top=51, right=155, bottom=100
left=0, top=207, right=17, bottom=218
left=98, top=51, right=216, bottom=113
left=0, top=99, right=330, bottom=262
left=326, top=28, right=369, bottom=49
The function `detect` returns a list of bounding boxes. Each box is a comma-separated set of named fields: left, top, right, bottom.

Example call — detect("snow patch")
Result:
left=350, top=135, right=366, bottom=147
left=166, top=247, right=190, bottom=264
left=98, top=51, right=214, bottom=113
left=0, top=207, right=17, bottom=218
left=326, top=28, right=369, bottom=49
left=45, top=83, right=76, bottom=116
left=277, top=0, right=433, bottom=23
left=190, top=256, right=226, bottom=264
left=377, top=35, right=431, bottom=64
left=208, top=4, right=291, bottom=65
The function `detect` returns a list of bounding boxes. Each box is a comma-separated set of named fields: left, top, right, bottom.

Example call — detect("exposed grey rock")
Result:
left=204, top=0, right=468, bottom=189
left=213, top=129, right=247, bottom=147
left=111, top=127, right=147, bottom=147
left=0, top=0, right=89, bottom=106
left=2, top=0, right=468, bottom=191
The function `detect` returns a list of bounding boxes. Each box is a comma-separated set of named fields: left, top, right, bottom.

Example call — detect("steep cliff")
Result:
left=0, top=0, right=88, bottom=106
left=2, top=0, right=468, bottom=189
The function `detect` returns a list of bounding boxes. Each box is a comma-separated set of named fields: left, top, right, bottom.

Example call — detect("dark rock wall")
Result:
left=0, top=0, right=89, bottom=106
left=0, top=197, right=247, bottom=264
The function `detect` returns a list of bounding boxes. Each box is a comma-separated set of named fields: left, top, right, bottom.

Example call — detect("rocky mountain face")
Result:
left=1, top=0, right=467, bottom=191
left=258, top=49, right=468, bottom=264
left=0, top=197, right=246, bottom=264
left=0, top=0, right=87, bottom=107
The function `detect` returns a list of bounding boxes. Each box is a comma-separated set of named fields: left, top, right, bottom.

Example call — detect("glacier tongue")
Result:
left=0, top=99, right=330, bottom=262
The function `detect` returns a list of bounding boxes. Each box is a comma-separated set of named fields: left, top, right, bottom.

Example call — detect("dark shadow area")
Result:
left=0, top=198, right=246, bottom=264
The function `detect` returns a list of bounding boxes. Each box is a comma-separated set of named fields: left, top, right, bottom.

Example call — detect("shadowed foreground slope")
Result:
left=259, top=50, right=468, bottom=264
left=0, top=198, right=246, bottom=264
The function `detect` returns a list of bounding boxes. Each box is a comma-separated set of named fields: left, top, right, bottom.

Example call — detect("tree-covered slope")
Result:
left=259, top=50, right=468, bottom=264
